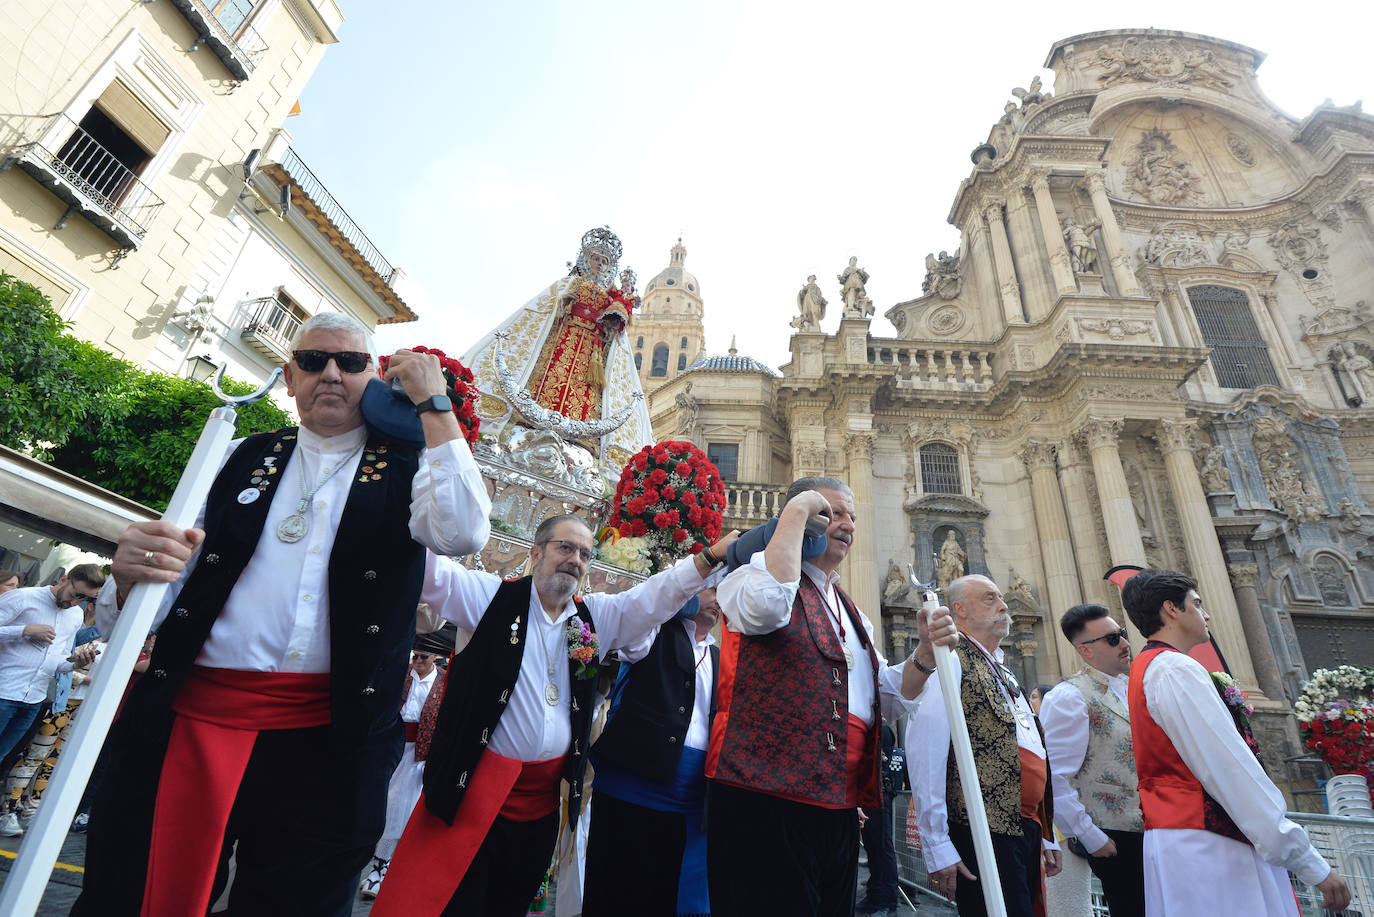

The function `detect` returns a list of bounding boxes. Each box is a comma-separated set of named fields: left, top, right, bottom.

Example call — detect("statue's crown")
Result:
left=581, top=225, right=623, bottom=261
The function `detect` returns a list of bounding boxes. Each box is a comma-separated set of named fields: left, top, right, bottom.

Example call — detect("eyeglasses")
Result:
left=71, top=592, right=98, bottom=604
left=996, top=662, right=1022, bottom=699
left=292, top=350, right=372, bottom=374
left=1078, top=629, right=1129, bottom=649
left=539, top=539, right=595, bottom=563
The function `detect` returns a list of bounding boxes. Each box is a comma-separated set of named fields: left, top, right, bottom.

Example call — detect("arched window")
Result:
left=634, top=352, right=642, bottom=370
left=680, top=336, right=688, bottom=349
left=1186, top=285, right=1280, bottom=389
left=636, top=336, right=644, bottom=348
left=677, top=354, right=687, bottom=370
left=920, top=443, right=962, bottom=495
left=651, top=345, right=669, bottom=377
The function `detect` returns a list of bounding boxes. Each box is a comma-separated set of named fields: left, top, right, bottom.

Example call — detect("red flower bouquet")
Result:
left=378, top=346, right=481, bottom=448
left=607, top=441, right=726, bottom=571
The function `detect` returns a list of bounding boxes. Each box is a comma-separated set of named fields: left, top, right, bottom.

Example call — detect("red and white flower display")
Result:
left=606, top=441, right=726, bottom=571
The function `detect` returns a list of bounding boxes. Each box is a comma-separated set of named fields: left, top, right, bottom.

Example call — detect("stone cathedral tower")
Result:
left=632, top=239, right=707, bottom=391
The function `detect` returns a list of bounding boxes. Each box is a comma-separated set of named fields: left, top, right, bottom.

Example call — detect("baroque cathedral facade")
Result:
left=637, top=28, right=1374, bottom=770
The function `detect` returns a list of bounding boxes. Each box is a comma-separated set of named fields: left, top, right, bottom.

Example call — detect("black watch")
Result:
left=413, top=394, right=453, bottom=416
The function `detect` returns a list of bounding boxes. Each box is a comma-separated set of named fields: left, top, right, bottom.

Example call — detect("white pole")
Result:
left=0, top=367, right=278, bottom=916
left=913, top=571, right=1007, bottom=917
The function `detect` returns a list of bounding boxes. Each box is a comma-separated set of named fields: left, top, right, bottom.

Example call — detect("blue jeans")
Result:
left=0, top=698, right=43, bottom=764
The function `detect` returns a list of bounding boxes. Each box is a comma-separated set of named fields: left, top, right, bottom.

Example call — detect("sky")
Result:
left=284, top=1, right=1373, bottom=370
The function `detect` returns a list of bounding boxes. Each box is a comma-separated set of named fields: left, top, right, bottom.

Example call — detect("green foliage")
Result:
left=0, top=273, right=293, bottom=510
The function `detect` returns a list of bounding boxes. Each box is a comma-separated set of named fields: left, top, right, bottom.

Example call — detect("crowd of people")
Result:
left=2, top=307, right=1357, bottom=917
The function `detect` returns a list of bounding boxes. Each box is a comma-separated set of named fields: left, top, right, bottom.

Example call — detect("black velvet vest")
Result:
left=422, top=577, right=598, bottom=825
left=593, top=622, right=719, bottom=785
left=126, top=427, right=425, bottom=751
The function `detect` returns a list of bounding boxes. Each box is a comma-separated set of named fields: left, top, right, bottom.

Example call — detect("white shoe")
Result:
left=0, top=812, right=22, bottom=837
left=359, top=857, right=388, bottom=899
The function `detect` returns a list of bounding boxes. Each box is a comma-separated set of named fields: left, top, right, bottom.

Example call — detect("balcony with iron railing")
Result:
left=239, top=296, right=302, bottom=362
left=1, top=113, right=164, bottom=250
left=166, top=0, right=269, bottom=81
left=273, top=147, right=397, bottom=285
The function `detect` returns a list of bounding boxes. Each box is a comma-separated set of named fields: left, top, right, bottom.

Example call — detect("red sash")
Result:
left=845, top=713, right=868, bottom=807
left=370, top=751, right=565, bottom=916
left=141, top=667, right=331, bottom=917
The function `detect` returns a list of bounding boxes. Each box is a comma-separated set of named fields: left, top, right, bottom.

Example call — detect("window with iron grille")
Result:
left=707, top=443, right=739, bottom=481
left=1186, top=285, right=1280, bottom=389
left=920, top=443, right=962, bottom=495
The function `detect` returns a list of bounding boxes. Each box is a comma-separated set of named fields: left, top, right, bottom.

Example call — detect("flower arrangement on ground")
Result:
left=1295, top=665, right=1374, bottom=780
left=377, top=346, right=481, bottom=447
left=604, top=441, right=726, bottom=572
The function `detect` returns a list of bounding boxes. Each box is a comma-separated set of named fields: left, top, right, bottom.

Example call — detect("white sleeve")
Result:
left=715, top=551, right=796, bottom=636
left=1039, top=682, right=1108, bottom=852
left=865, top=613, right=917, bottom=722
left=906, top=650, right=960, bottom=873
left=585, top=556, right=706, bottom=658
left=1144, top=654, right=1332, bottom=886
left=409, top=438, right=492, bottom=557
left=419, top=551, right=503, bottom=631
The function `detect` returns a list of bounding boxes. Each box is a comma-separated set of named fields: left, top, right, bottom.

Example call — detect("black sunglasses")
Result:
left=1079, top=629, right=1129, bottom=648
left=71, top=591, right=99, bottom=604
left=292, top=349, right=372, bottom=374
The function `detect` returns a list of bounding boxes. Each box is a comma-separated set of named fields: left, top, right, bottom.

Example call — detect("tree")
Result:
left=1, top=273, right=293, bottom=510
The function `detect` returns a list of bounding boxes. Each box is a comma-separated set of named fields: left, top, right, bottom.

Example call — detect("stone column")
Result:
left=1078, top=417, right=1147, bottom=567
left=1227, top=562, right=1286, bottom=703
left=1056, top=437, right=1113, bottom=609
left=967, top=217, right=1001, bottom=327
left=1083, top=170, right=1142, bottom=296
left=845, top=430, right=880, bottom=621
left=984, top=201, right=1025, bottom=325
left=1155, top=419, right=1261, bottom=693
left=1031, top=170, right=1078, bottom=296
left=1006, top=187, right=1056, bottom=322
left=1019, top=440, right=1084, bottom=675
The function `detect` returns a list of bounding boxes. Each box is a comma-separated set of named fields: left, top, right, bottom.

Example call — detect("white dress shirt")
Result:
left=620, top=618, right=716, bottom=751
left=420, top=552, right=709, bottom=763
left=95, top=424, right=492, bottom=672
left=401, top=666, right=437, bottom=725
left=906, top=634, right=1053, bottom=873
left=715, top=551, right=914, bottom=727
left=0, top=586, right=83, bottom=703
left=1040, top=671, right=1129, bottom=853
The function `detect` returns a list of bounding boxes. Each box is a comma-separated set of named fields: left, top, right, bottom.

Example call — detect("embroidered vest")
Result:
left=946, top=640, right=1027, bottom=837
left=706, top=575, right=882, bottom=809
left=1064, top=667, right=1144, bottom=833
left=422, top=577, right=597, bottom=825
left=594, top=622, right=719, bottom=785
left=1128, top=644, right=1250, bottom=845
left=127, top=428, right=424, bottom=751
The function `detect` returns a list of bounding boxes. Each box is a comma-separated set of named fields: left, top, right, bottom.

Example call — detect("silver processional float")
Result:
left=908, top=564, right=1009, bottom=917
left=0, top=366, right=282, bottom=917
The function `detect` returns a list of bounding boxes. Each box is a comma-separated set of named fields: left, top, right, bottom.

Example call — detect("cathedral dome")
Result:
left=686, top=338, right=781, bottom=377
left=644, top=239, right=702, bottom=299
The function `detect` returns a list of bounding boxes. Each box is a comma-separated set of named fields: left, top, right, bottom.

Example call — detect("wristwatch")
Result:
left=413, top=394, right=453, bottom=416
left=909, top=645, right=936, bottom=675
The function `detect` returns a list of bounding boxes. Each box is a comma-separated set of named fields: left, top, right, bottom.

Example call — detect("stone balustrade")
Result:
left=724, top=482, right=786, bottom=529
left=867, top=343, right=995, bottom=390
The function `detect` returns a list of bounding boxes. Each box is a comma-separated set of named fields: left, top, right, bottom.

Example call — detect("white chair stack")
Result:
left=1326, top=774, right=1374, bottom=910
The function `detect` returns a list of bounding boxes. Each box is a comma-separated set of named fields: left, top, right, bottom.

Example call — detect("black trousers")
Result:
left=948, top=817, right=1043, bottom=917
left=73, top=717, right=400, bottom=917
left=441, top=809, right=559, bottom=917
left=859, top=795, right=899, bottom=909
left=1086, top=829, right=1146, bottom=917
left=583, top=792, right=686, bottom=917
left=707, top=781, right=859, bottom=917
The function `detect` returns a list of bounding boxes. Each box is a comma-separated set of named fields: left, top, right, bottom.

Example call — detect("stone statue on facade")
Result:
left=1258, top=449, right=1325, bottom=524
left=1334, top=341, right=1374, bottom=405
left=1006, top=568, right=1036, bottom=606
left=936, top=530, right=966, bottom=591
left=922, top=250, right=961, bottom=299
left=838, top=257, right=874, bottom=319
left=883, top=561, right=912, bottom=605
left=1010, top=75, right=1050, bottom=107
left=791, top=274, right=827, bottom=331
left=1196, top=445, right=1233, bottom=494
left=1061, top=216, right=1101, bottom=274
left=1124, top=130, right=1203, bottom=206
left=674, top=381, right=700, bottom=440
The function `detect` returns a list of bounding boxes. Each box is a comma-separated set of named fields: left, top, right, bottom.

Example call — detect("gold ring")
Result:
left=143, top=550, right=157, bottom=566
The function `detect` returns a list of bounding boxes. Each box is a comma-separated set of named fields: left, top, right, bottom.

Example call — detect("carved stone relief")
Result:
left=1093, top=38, right=1237, bottom=90
left=922, top=251, right=962, bottom=299
left=1123, top=130, right=1205, bottom=206
left=1251, top=415, right=1325, bottom=525
left=1143, top=224, right=1211, bottom=266
left=1225, top=131, right=1256, bottom=166
left=1268, top=219, right=1334, bottom=310
left=1076, top=317, right=1153, bottom=341
left=929, top=305, right=966, bottom=336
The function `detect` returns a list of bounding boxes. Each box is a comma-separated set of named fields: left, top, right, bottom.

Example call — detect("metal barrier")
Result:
left=1289, top=811, right=1374, bottom=916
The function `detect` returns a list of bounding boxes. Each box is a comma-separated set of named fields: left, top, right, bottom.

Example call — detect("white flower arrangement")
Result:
left=600, top=534, right=652, bottom=575
left=1294, top=665, right=1374, bottom=724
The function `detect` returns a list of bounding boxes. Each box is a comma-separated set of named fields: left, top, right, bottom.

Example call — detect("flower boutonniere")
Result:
left=1211, top=671, right=1254, bottom=731
left=567, top=618, right=600, bottom=681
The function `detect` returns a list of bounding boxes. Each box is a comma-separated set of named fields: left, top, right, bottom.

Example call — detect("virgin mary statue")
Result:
left=461, top=227, right=653, bottom=468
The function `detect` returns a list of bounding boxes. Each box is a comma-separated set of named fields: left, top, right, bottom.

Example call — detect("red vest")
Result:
left=1128, top=644, right=1250, bottom=845
left=705, top=574, right=882, bottom=809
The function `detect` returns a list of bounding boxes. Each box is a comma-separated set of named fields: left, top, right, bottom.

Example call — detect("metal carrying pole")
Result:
left=0, top=367, right=280, bottom=916
left=909, top=565, right=1007, bottom=917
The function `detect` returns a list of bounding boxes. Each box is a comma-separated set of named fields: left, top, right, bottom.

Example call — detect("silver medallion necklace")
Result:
left=539, top=610, right=564, bottom=706
left=276, top=443, right=363, bottom=544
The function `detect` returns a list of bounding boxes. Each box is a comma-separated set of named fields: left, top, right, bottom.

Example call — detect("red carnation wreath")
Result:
left=377, top=346, right=481, bottom=448
left=607, top=441, right=726, bottom=570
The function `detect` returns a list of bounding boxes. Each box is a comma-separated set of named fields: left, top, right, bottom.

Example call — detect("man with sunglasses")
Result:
left=371, top=513, right=737, bottom=917
left=1039, top=604, right=1144, bottom=917
left=907, top=573, right=1060, bottom=917
left=77, top=312, right=492, bottom=917
left=0, top=565, right=104, bottom=788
